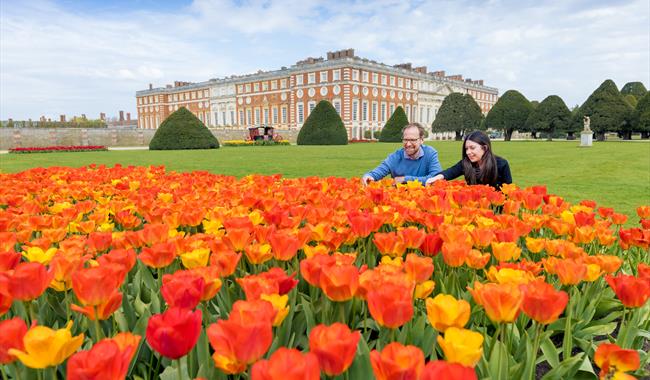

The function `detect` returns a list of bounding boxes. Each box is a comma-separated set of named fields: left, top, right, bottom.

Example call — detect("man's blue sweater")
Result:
left=363, top=145, right=442, bottom=184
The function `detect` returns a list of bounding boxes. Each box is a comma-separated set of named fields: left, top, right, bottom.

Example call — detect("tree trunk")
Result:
left=504, top=128, right=513, bottom=141
left=455, top=131, right=463, bottom=141
left=531, top=131, right=537, bottom=139
left=622, top=131, right=632, bottom=140
left=566, top=132, right=575, bottom=140
left=641, top=132, right=650, bottom=139
left=596, top=132, right=606, bottom=141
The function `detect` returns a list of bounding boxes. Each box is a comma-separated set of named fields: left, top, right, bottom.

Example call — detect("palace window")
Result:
left=295, top=75, right=303, bottom=85
left=320, top=71, right=328, bottom=82
left=297, top=103, right=304, bottom=123
left=333, top=69, right=341, bottom=81
left=308, top=73, right=316, bottom=84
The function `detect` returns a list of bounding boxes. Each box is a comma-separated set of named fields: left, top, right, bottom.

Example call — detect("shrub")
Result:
left=484, top=90, right=533, bottom=141
left=296, top=101, right=348, bottom=145
left=363, top=129, right=381, bottom=140
left=379, top=106, right=408, bottom=142
left=149, top=107, right=219, bottom=150
left=432, top=93, right=482, bottom=140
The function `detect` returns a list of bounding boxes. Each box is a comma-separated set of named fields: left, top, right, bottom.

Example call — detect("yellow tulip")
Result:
left=437, top=327, right=484, bottom=368
left=260, top=293, right=290, bottom=327
left=425, top=294, right=470, bottom=332
left=248, top=210, right=264, bottom=226
left=22, top=247, right=58, bottom=265
left=380, top=256, right=403, bottom=267
left=485, top=267, right=536, bottom=285
left=202, top=219, right=223, bottom=235
left=8, top=321, right=83, bottom=368
left=180, top=248, right=210, bottom=269
left=414, top=280, right=435, bottom=299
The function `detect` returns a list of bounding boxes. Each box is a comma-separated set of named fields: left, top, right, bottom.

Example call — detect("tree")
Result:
left=524, top=95, right=571, bottom=140
left=149, top=107, right=219, bottom=150
left=431, top=93, right=482, bottom=140
left=296, top=100, right=348, bottom=145
left=574, top=80, right=634, bottom=141
left=520, top=100, right=540, bottom=138
left=634, top=92, right=650, bottom=139
left=620, top=82, right=648, bottom=100
left=483, top=90, right=532, bottom=141
left=624, top=94, right=638, bottom=108
left=379, top=106, right=409, bottom=142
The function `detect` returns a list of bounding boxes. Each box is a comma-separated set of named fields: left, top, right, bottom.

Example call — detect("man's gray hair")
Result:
left=402, top=123, right=426, bottom=139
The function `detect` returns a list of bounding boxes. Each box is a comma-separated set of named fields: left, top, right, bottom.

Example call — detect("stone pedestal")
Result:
left=580, top=131, right=593, bottom=147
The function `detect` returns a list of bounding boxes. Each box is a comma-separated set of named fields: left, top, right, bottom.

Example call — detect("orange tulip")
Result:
left=139, top=241, right=177, bottom=269
left=554, top=258, right=587, bottom=286
left=520, top=280, right=568, bottom=324
left=606, top=274, right=650, bottom=308
left=319, top=263, right=359, bottom=302
left=419, top=232, right=443, bottom=257
left=223, top=228, right=253, bottom=252
left=300, top=253, right=335, bottom=287
left=370, top=342, right=424, bottom=380
left=373, top=232, right=407, bottom=257
left=86, top=231, right=113, bottom=254
left=309, top=323, right=360, bottom=376
left=8, top=262, right=54, bottom=301
left=525, top=237, right=546, bottom=254
left=190, top=265, right=223, bottom=301
left=208, top=300, right=274, bottom=374
left=244, top=243, right=273, bottom=264
left=397, top=226, right=426, bottom=249
left=470, top=228, right=495, bottom=248
left=67, top=339, right=134, bottom=380
left=71, top=290, right=122, bottom=320
left=267, top=230, right=302, bottom=261
left=441, top=242, right=471, bottom=268
left=594, top=343, right=639, bottom=379
left=367, top=281, right=414, bottom=328
left=425, top=294, right=470, bottom=332
left=71, top=265, right=122, bottom=306
left=465, top=249, right=490, bottom=269
left=468, top=282, right=522, bottom=323
left=251, top=347, right=320, bottom=380
left=637, top=205, right=650, bottom=219
left=404, top=253, right=434, bottom=283
left=0, top=250, right=21, bottom=272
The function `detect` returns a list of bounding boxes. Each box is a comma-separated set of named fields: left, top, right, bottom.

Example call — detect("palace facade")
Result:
left=135, top=49, right=498, bottom=139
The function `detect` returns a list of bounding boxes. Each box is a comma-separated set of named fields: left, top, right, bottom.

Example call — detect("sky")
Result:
left=1, top=0, right=648, bottom=120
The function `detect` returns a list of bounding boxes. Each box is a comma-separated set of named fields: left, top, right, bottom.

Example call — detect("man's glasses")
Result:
left=402, top=138, right=421, bottom=143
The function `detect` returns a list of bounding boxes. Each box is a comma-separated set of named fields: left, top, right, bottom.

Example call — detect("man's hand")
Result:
left=362, top=176, right=374, bottom=186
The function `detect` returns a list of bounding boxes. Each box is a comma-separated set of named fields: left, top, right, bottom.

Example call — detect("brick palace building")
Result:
left=135, top=49, right=498, bottom=139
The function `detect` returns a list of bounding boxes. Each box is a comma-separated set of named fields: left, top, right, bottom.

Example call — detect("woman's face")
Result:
left=465, top=139, right=486, bottom=163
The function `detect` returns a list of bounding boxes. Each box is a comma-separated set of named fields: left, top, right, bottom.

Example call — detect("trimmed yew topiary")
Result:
left=379, top=106, right=408, bottom=142
left=296, top=100, right=348, bottom=145
left=149, top=107, right=219, bottom=150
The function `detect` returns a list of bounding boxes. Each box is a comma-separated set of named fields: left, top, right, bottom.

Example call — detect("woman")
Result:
left=426, top=130, right=512, bottom=190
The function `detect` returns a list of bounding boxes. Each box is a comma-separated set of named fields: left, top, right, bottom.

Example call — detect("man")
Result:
left=362, top=123, right=442, bottom=186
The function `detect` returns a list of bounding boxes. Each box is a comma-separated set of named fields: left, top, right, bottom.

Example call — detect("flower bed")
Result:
left=0, top=166, right=648, bottom=380
left=9, top=145, right=107, bottom=153
left=223, top=140, right=290, bottom=146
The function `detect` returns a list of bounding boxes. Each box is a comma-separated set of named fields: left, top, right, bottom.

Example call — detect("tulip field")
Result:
left=0, top=165, right=649, bottom=379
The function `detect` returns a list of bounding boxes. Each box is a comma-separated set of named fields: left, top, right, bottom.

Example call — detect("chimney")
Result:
left=476, top=80, right=484, bottom=85
left=166, top=84, right=172, bottom=88
left=414, top=66, right=427, bottom=74
left=126, top=113, right=131, bottom=121
left=149, top=83, right=153, bottom=90
left=119, top=111, right=125, bottom=121
left=60, top=114, right=66, bottom=122
left=100, top=113, right=106, bottom=120
left=432, top=70, right=445, bottom=77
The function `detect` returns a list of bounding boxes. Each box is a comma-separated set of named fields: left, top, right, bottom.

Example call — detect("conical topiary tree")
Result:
left=379, top=106, right=408, bottom=142
left=524, top=95, right=571, bottom=140
left=296, top=100, right=348, bottom=145
left=431, top=93, right=482, bottom=140
left=573, top=80, right=634, bottom=141
left=634, top=92, right=650, bottom=139
left=484, top=90, right=532, bottom=141
left=620, top=82, right=648, bottom=100
left=149, top=107, right=219, bottom=150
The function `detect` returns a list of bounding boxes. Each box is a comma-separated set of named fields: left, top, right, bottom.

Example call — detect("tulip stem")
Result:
left=93, top=306, right=103, bottom=341
left=64, top=288, right=71, bottom=321
left=176, top=358, right=183, bottom=380
left=526, top=322, right=543, bottom=380
left=12, top=364, right=22, bottom=380
left=1, top=363, right=7, bottom=380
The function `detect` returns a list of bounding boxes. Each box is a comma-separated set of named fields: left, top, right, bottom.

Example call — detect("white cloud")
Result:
left=1, top=0, right=648, bottom=120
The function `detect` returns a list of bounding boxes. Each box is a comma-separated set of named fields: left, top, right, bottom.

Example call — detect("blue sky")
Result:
left=1, top=0, right=648, bottom=120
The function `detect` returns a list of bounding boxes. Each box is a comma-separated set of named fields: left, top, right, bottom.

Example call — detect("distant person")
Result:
left=426, top=130, right=512, bottom=190
left=362, top=123, right=442, bottom=186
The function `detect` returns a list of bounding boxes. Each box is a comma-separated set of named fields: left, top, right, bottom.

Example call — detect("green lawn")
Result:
left=1, top=141, right=648, bottom=224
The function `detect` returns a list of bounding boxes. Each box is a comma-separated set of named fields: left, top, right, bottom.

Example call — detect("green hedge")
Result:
left=297, top=101, right=348, bottom=145
left=149, top=108, right=219, bottom=150
left=379, top=106, right=408, bottom=142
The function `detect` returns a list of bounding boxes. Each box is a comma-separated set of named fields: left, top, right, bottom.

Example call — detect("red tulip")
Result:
left=146, top=307, right=202, bottom=359
left=0, top=317, right=27, bottom=364
left=421, top=360, right=478, bottom=380
left=161, top=270, right=205, bottom=309
left=520, top=280, right=568, bottom=324
left=605, top=274, right=650, bottom=308
left=367, top=281, right=414, bottom=328
left=71, top=265, right=122, bottom=306
left=67, top=339, right=133, bottom=380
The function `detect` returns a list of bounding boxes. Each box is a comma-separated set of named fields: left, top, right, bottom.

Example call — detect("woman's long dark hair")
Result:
left=462, top=131, right=498, bottom=185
